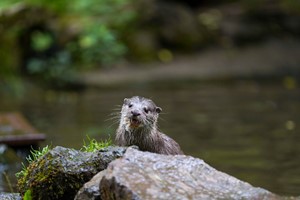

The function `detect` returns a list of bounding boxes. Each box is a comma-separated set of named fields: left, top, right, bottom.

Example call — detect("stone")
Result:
left=0, top=193, right=22, bottom=200
left=75, top=171, right=106, bottom=200
left=17, top=146, right=127, bottom=200
left=99, top=147, right=281, bottom=200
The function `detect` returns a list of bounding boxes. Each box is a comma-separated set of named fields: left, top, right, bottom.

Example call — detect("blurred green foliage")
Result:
left=78, top=25, right=127, bottom=65
left=31, top=31, right=53, bottom=52
left=1, top=0, right=300, bottom=91
left=0, top=0, right=136, bottom=88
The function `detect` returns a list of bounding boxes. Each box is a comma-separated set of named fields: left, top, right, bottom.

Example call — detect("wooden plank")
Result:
left=0, top=112, right=46, bottom=147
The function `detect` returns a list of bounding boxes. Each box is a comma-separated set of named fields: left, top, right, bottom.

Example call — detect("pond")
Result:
left=0, top=79, right=299, bottom=196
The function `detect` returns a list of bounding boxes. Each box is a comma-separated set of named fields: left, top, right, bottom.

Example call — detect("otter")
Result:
left=115, top=96, right=183, bottom=155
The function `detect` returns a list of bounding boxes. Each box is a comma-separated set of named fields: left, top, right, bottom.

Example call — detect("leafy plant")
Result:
left=78, top=25, right=127, bottom=65
left=0, top=0, right=137, bottom=88
left=24, top=0, right=137, bottom=67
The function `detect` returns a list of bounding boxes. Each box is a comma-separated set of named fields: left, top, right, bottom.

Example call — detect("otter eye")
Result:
left=144, top=107, right=149, bottom=113
left=128, top=104, right=133, bottom=108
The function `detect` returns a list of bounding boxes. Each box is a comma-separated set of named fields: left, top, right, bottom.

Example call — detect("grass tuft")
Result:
left=81, top=135, right=112, bottom=152
left=16, top=145, right=51, bottom=179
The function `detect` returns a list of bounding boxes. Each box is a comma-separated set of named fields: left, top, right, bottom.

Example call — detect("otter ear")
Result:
left=123, top=98, right=129, bottom=104
left=156, top=107, right=162, bottom=113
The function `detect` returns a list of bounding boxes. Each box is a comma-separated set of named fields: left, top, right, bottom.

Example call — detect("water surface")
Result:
left=0, top=80, right=299, bottom=196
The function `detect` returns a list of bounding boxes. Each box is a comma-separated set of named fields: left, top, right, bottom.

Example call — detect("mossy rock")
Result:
left=17, top=146, right=126, bottom=200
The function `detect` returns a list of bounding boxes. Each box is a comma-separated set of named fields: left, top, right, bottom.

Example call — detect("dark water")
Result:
left=0, top=80, right=299, bottom=196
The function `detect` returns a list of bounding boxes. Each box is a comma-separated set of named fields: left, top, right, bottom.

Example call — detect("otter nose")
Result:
left=131, top=110, right=141, bottom=117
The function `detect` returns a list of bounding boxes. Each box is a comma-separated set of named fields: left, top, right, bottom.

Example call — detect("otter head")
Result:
left=120, top=96, right=162, bottom=132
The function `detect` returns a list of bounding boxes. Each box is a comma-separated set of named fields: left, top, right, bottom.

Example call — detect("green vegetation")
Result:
left=0, top=0, right=136, bottom=89
left=23, top=189, right=32, bottom=200
left=1, top=0, right=300, bottom=91
left=15, top=137, right=112, bottom=198
left=81, top=135, right=112, bottom=152
left=26, top=145, right=51, bottom=163
left=15, top=145, right=51, bottom=180
left=16, top=138, right=111, bottom=179
left=16, top=138, right=111, bottom=191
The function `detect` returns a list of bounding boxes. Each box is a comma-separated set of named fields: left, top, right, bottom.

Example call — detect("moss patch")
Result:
left=16, top=141, right=126, bottom=200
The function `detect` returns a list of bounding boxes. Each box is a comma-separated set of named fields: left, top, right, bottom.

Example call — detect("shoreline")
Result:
left=80, top=38, right=300, bottom=87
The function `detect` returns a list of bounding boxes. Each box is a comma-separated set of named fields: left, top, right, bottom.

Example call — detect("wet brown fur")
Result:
left=115, top=96, right=183, bottom=155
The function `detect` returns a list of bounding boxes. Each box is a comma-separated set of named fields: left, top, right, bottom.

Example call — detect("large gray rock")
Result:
left=98, top=147, right=281, bottom=200
left=17, top=146, right=127, bottom=200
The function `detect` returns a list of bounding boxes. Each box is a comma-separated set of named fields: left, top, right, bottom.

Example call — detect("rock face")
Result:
left=75, top=171, right=106, bottom=200
left=17, top=145, right=295, bottom=199
left=17, top=146, right=127, bottom=200
left=98, top=147, right=280, bottom=200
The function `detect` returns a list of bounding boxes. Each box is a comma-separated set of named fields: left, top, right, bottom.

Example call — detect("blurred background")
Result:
left=0, top=0, right=300, bottom=196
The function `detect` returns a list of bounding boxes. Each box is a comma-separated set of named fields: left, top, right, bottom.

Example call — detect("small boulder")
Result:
left=99, top=147, right=281, bottom=200
left=17, top=146, right=127, bottom=200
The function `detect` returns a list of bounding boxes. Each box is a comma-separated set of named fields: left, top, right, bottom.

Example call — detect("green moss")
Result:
left=27, top=153, right=63, bottom=199
left=16, top=145, right=51, bottom=180
left=16, top=137, right=113, bottom=198
left=16, top=145, right=52, bottom=198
